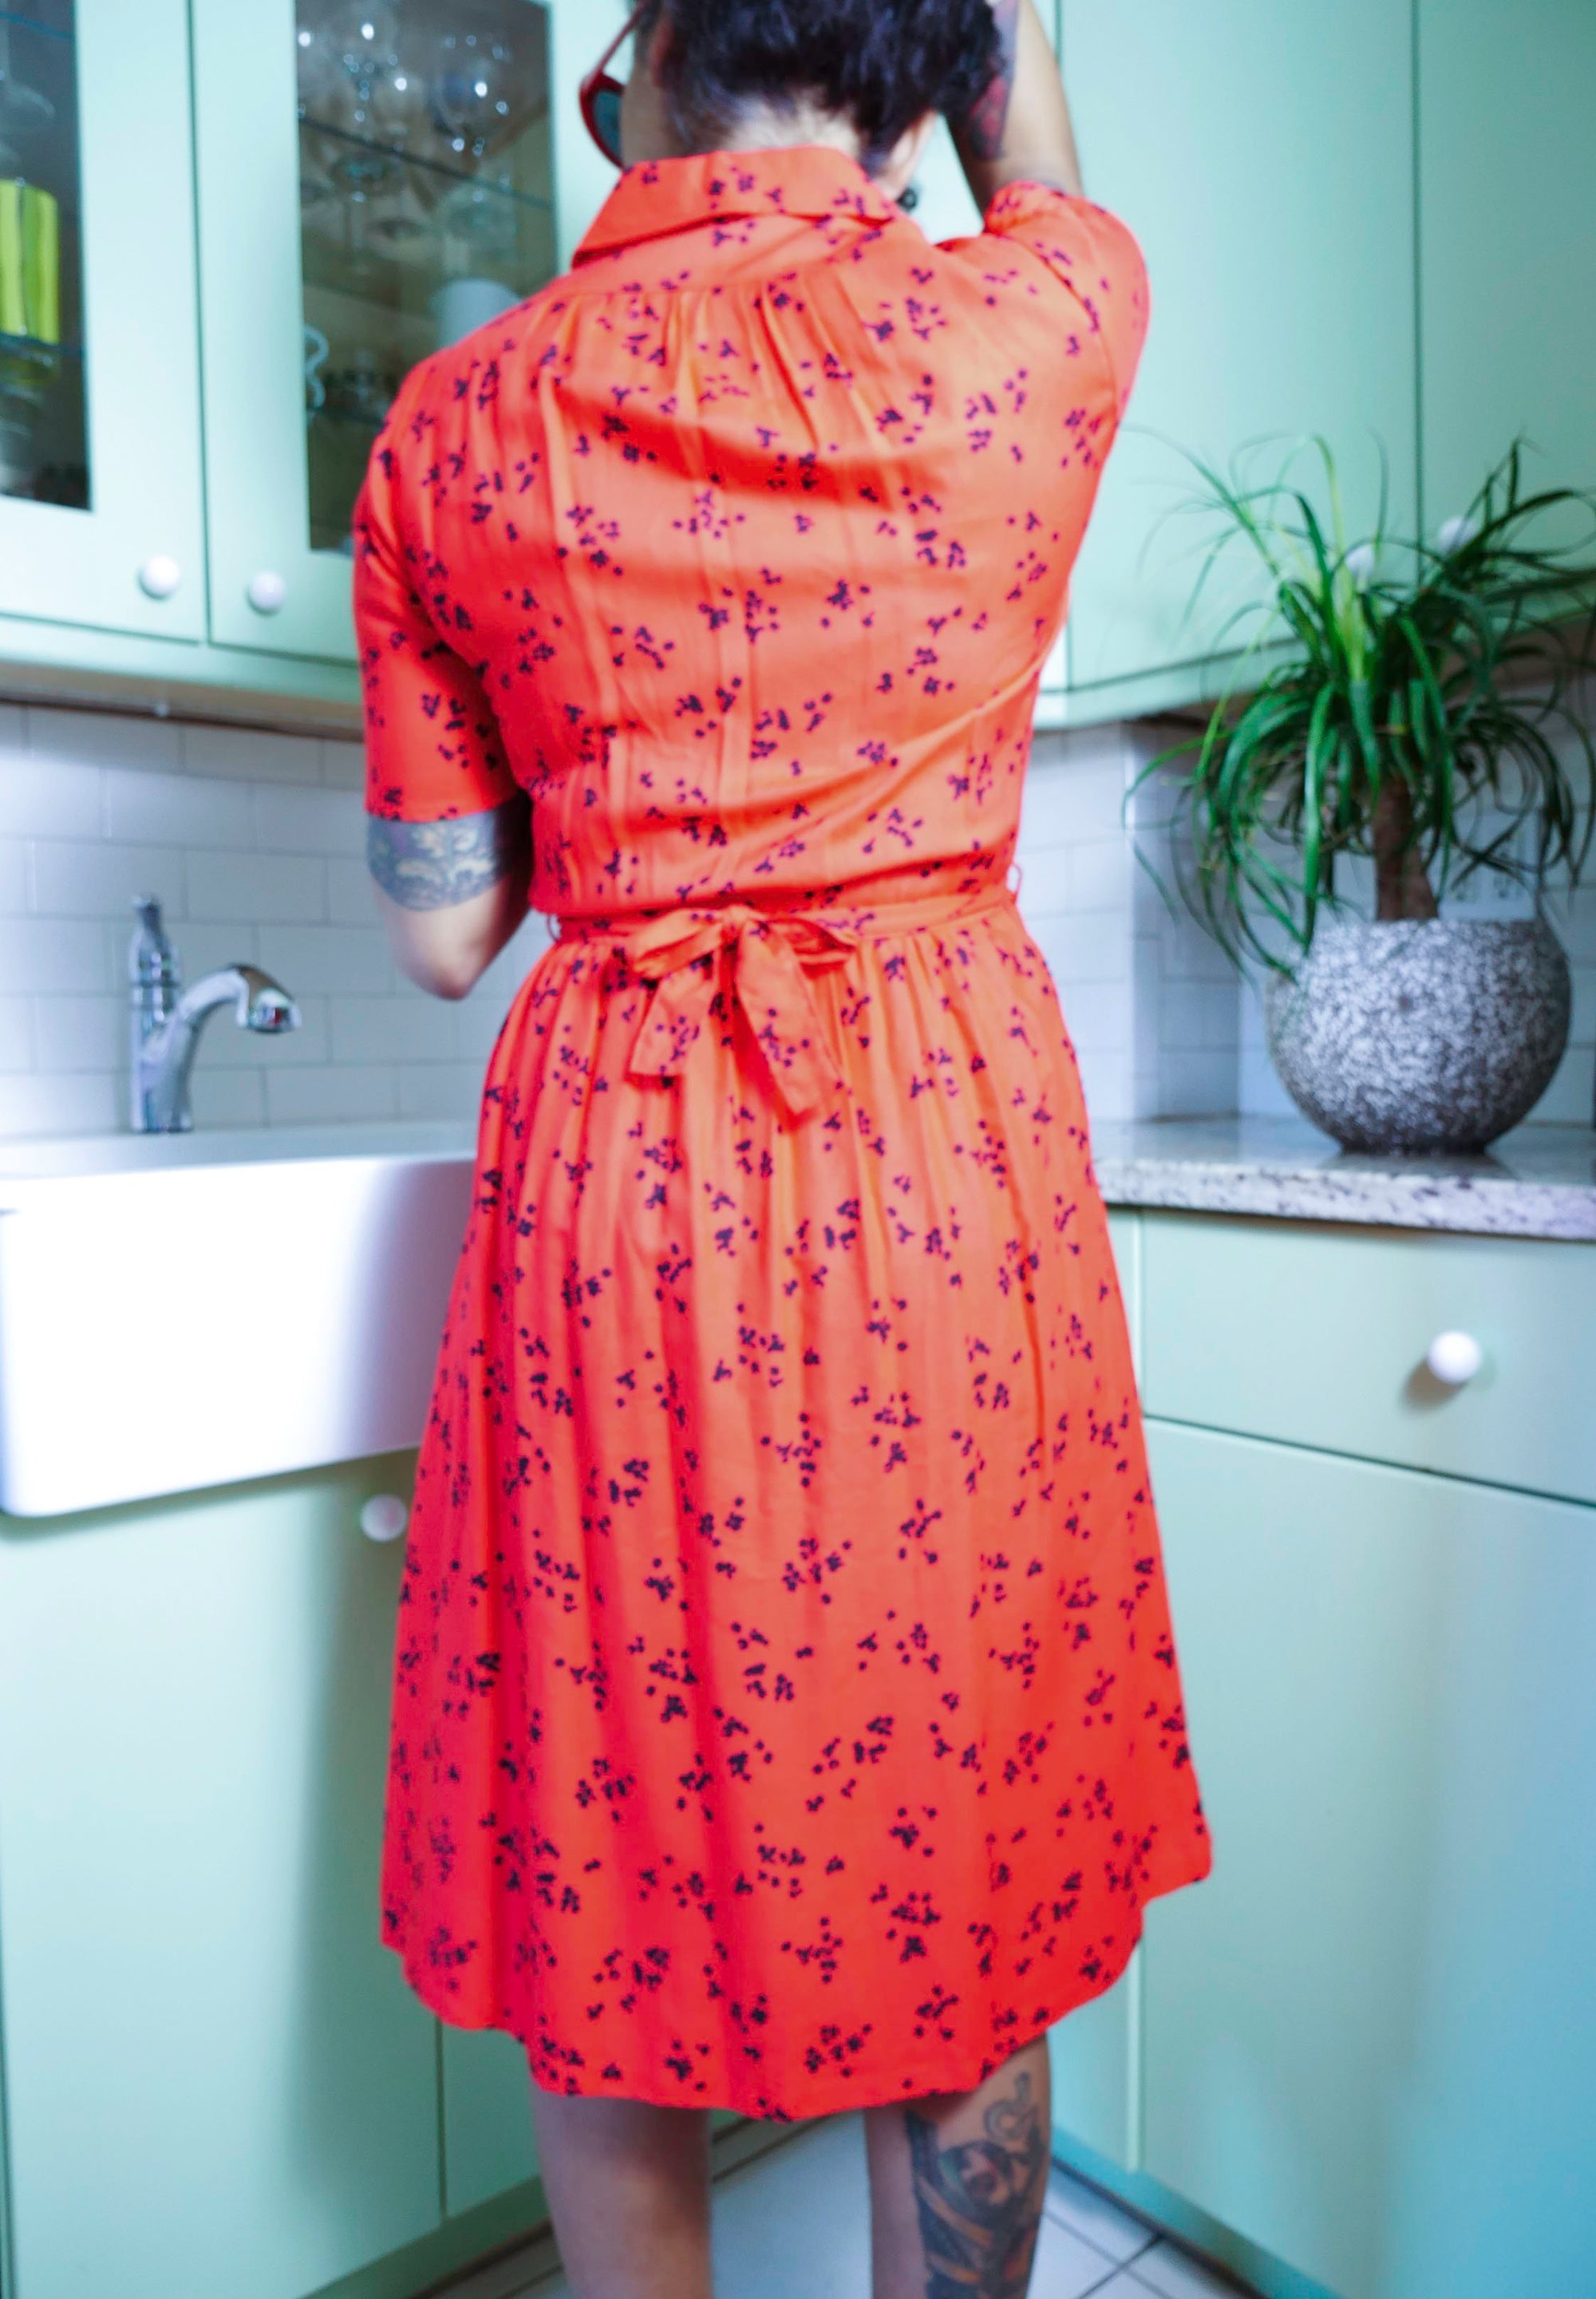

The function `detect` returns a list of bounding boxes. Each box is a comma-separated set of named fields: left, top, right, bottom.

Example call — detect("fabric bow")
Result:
left=620, top=903, right=859, bottom=1121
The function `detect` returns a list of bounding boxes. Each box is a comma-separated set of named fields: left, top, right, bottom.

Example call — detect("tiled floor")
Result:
left=443, top=2115, right=1256, bottom=2299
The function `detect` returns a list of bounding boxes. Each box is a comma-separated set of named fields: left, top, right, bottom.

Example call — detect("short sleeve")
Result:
left=966, top=184, right=1150, bottom=419
left=353, top=369, right=519, bottom=825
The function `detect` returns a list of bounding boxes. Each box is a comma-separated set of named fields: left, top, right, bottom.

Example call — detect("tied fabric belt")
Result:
left=555, top=881, right=1014, bottom=1122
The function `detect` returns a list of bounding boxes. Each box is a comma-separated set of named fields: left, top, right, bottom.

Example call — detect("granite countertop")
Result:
left=1090, top=1117, right=1596, bottom=1242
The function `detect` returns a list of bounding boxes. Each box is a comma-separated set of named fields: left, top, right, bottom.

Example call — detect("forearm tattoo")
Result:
left=907, top=2066, right=1049, bottom=2297
left=957, top=0, right=1021, bottom=163
left=366, top=798, right=530, bottom=911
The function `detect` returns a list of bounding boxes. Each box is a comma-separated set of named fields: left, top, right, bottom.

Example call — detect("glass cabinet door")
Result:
left=195, top=0, right=562, bottom=667
left=0, top=0, right=204, bottom=640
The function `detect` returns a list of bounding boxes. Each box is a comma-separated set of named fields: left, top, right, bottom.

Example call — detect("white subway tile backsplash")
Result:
left=1064, top=837, right=1132, bottom=917
left=1018, top=761, right=1129, bottom=855
left=454, top=992, right=517, bottom=1061
left=2, top=698, right=1586, bottom=1146
left=0, top=753, right=102, bottom=838
left=330, top=993, right=463, bottom=1065
left=264, top=923, right=393, bottom=997
left=1527, top=1061, right=1593, bottom=1124
left=105, top=766, right=255, bottom=851
left=31, top=839, right=184, bottom=921
left=28, top=705, right=180, bottom=773
left=186, top=849, right=327, bottom=925
left=265, top=1063, right=398, bottom=1124
left=251, top=782, right=365, bottom=855
left=188, top=1067, right=267, bottom=1130
left=184, top=725, right=322, bottom=785
left=326, top=855, right=378, bottom=926
left=0, top=914, right=113, bottom=994
left=1057, top=977, right=1133, bottom=1053
left=1073, top=1040, right=1132, bottom=1124
left=1024, top=908, right=1133, bottom=987
left=320, top=738, right=366, bottom=792
left=398, top=1062, right=488, bottom=1120
left=34, top=995, right=122, bottom=1073
left=0, top=995, right=31, bottom=1071
left=0, top=1070, right=119, bottom=1138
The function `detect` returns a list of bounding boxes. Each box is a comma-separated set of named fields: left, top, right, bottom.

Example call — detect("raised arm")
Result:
left=367, top=797, right=531, bottom=1001
left=951, top=0, right=1083, bottom=209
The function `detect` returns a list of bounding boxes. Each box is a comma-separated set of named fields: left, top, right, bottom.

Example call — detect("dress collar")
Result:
left=575, top=146, right=901, bottom=264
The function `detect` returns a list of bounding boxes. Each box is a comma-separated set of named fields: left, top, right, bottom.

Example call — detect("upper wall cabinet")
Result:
left=2, top=2, right=1592, bottom=725
left=1418, top=0, right=1596, bottom=532
left=1057, top=0, right=1419, bottom=704
left=0, top=0, right=204, bottom=642
left=192, top=0, right=566, bottom=669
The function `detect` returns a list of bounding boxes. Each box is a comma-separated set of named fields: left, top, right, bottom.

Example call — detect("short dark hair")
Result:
left=644, top=0, right=1001, bottom=172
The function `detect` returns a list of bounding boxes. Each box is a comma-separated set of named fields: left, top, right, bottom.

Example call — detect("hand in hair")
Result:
left=950, top=0, right=1083, bottom=207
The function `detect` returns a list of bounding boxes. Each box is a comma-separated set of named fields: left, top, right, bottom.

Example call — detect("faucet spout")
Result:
left=130, top=922, right=301, bottom=1134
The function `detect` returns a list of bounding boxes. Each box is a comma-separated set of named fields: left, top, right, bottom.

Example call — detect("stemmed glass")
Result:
left=431, top=10, right=547, bottom=254
left=300, top=2, right=435, bottom=268
left=431, top=25, right=516, bottom=164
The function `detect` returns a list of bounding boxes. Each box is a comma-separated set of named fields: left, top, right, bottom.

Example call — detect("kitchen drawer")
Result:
left=1140, top=1214, right=1596, bottom=1507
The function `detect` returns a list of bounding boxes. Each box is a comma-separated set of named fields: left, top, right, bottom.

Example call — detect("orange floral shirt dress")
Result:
left=356, top=146, right=1211, bottom=2119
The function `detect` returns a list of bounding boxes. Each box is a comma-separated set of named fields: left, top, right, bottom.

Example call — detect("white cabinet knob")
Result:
left=247, top=570, right=288, bottom=615
left=359, top=1493, right=409, bottom=1543
left=138, top=555, right=182, bottom=600
left=1425, top=1330, right=1483, bottom=1387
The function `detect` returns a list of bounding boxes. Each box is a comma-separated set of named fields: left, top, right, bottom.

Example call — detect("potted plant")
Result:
left=1140, top=441, right=1596, bottom=1154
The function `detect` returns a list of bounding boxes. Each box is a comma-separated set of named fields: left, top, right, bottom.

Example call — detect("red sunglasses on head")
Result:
left=580, top=2, right=651, bottom=167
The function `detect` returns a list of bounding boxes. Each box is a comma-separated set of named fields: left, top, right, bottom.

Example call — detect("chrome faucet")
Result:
left=128, top=896, right=301, bottom=1133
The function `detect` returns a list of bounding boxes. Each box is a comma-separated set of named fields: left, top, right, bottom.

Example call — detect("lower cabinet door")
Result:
left=1142, top=1421, right=1596, bottom=2299
left=0, top=1459, right=441, bottom=2299
left=1049, top=1957, right=1136, bottom=2171
left=442, top=2028, right=540, bottom=2220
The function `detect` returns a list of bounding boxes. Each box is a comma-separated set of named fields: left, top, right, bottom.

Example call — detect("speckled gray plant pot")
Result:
left=1264, top=916, right=1571, bottom=1154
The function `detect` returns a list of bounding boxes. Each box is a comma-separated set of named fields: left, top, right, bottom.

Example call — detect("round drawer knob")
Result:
left=359, top=1493, right=409, bottom=1543
left=137, top=555, right=182, bottom=600
left=1425, top=1330, right=1483, bottom=1387
left=247, top=570, right=288, bottom=615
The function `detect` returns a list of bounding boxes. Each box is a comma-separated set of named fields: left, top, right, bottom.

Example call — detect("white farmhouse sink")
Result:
left=0, top=1123, right=476, bottom=1517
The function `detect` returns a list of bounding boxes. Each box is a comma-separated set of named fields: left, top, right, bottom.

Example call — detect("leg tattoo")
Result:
left=905, top=2068, right=1049, bottom=2298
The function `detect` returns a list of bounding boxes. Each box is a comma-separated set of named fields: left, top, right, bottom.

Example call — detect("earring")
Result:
left=897, top=184, right=919, bottom=211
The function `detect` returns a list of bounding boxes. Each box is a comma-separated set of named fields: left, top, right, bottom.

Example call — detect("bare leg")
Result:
left=528, top=2086, right=713, bottom=2299
left=865, top=2034, right=1052, bottom=2299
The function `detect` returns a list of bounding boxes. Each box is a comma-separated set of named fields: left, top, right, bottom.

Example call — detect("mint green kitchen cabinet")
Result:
left=1141, top=1419, right=1596, bottom=2299
left=191, top=0, right=361, bottom=667
left=442, top=2028, right=541, bottom=2219
left=1049, top=1965, right=1139, bottom=2175
left=1418, top=0, right=1596, bottom=532
left=1055, top=0, right=1419, bottom=714
left=1139, top=1215, right=1596, bottom=1509
left=0, top=1456, right=444, bottom=2299
left=192, top=0, right=566, bottom=672
left=6, top=2, right=1596, bottom=727
left=0, top=0, right=205, bottom=647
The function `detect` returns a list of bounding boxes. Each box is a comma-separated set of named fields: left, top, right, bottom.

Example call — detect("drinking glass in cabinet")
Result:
left=0, top=1, right=86, bottom=511
left=294, top=0, right=554, bottom=555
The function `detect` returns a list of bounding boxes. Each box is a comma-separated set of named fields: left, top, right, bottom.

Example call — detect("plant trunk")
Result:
left=1373, top=779, right=1440, bottom=922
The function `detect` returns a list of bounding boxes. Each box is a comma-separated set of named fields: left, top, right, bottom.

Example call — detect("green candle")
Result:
left=0, top=180, right=24, bottom=339
left=23, top=184, right=58, bottom=345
